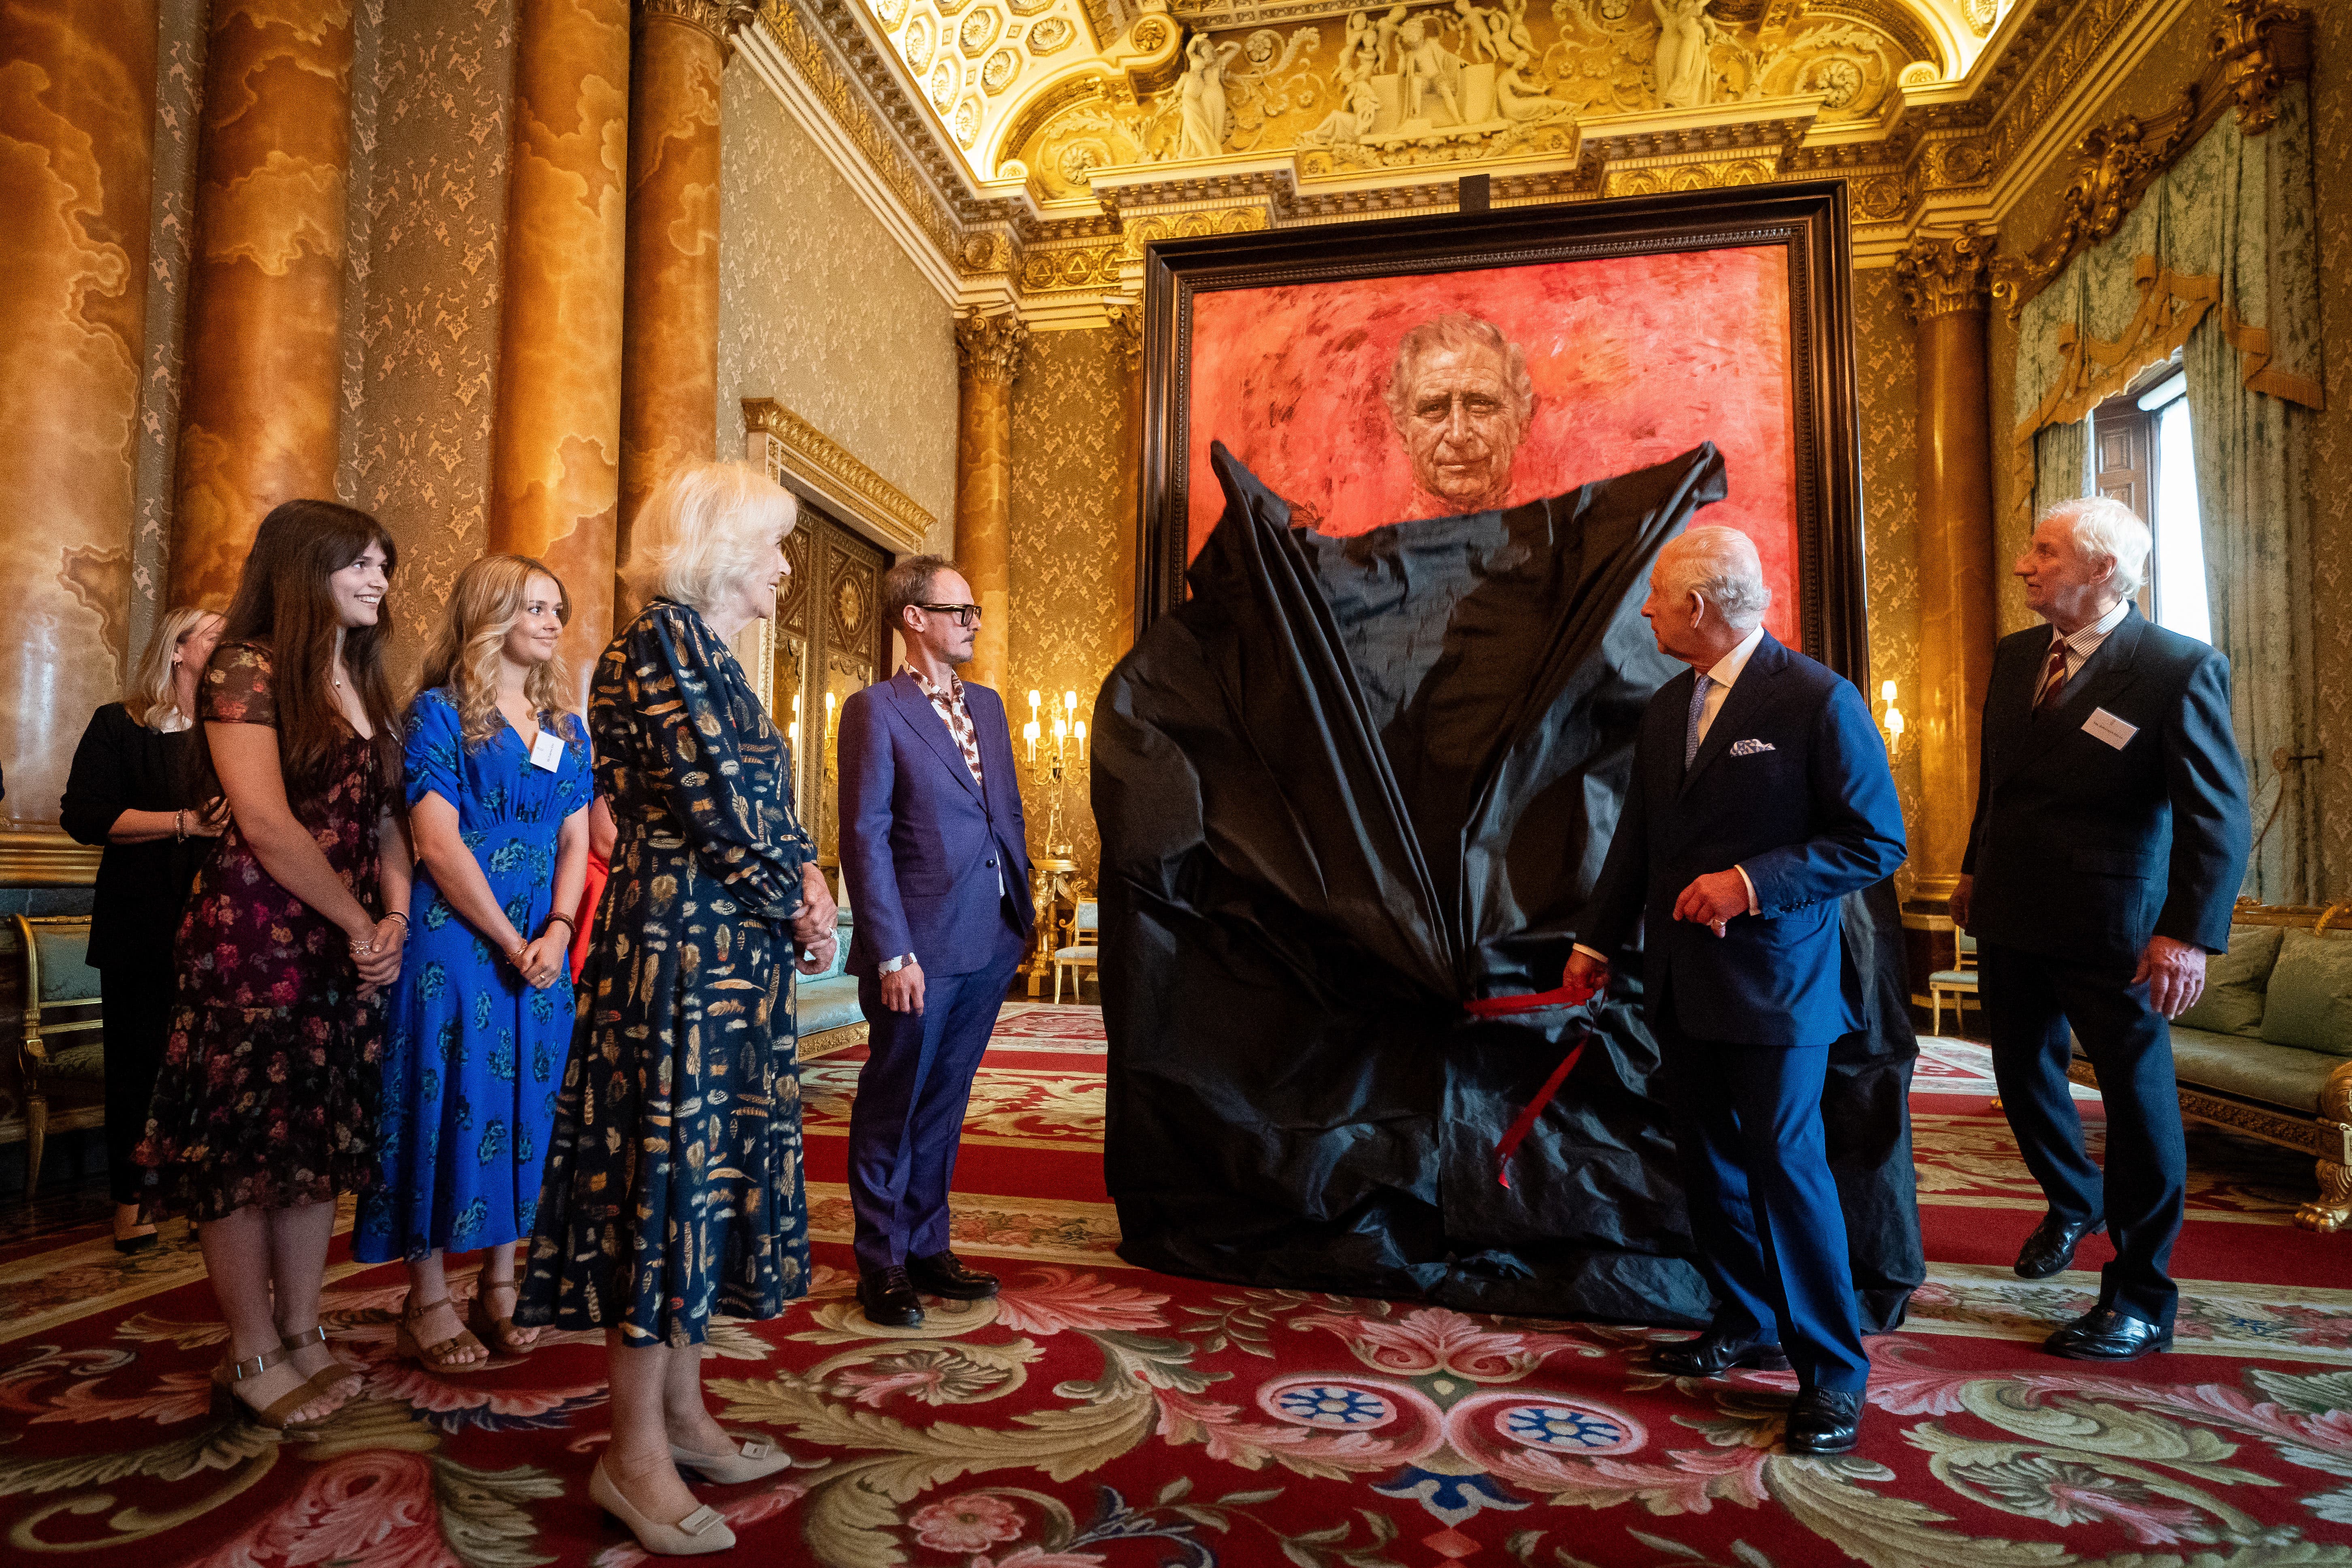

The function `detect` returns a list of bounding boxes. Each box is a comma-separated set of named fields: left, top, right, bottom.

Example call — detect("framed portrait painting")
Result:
left=1136, top=179, right=1867, bottom=678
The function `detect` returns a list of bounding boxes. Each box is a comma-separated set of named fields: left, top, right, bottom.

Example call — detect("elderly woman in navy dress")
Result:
left=354, top=554, right=590, bottom=1370
left=518, top=462, right=835, bottom=1556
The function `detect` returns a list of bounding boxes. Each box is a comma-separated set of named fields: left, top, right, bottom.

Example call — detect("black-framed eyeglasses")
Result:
left=915, top=602, right=983, bottom=627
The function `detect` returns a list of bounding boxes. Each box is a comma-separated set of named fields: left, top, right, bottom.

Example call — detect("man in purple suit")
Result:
left=837, top=556, right=1035, bottom=1327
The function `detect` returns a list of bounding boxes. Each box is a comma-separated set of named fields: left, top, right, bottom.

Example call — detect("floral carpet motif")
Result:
left=0, top=1006, right=2345, bottom=1567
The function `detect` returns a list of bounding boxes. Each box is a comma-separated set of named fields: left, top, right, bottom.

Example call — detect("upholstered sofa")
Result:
left=2068, top=899, right=2352, bottom=1233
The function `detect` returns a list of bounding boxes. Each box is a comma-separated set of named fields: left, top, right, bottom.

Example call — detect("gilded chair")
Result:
left=1928, top=929, right=1979, bottom=1037
left=1052, top=900, right=1099, bottom=1004
left=11, top=915, right=104, bottom=1198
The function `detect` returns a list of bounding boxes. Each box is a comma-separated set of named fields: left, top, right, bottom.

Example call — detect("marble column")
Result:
left=170, top=0, right=355, bottom=608
left=1896, top=228, right=1999, bottom=906
left=1108, top=302, right=1144, bottom=654
left=0, top=0, right=157, bottom=830
left=490, top=0, right=630, bottom=696
left=615, top=0, right=740, bottom=613
left=955, top=311, right=1027, bottom=690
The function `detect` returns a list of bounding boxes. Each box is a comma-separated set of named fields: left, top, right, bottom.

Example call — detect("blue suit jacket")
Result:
left=837, top=673, right=1035, bottom=978
left=1579, top=633, right=1907, bottom=1047
left=1962, top=607, right=2248, bottom=965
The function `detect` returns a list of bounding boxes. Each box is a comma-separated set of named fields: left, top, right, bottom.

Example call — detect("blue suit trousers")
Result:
left=846, top=918, right=1026, bottom=1272
left=1657, top=1009, right=1871, bottom=1393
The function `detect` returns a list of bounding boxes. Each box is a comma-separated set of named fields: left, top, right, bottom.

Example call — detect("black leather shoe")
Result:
left=1785, top=1388, right=1864, bottom=1455
left=2014, top=1211, right=2105, bottom=1279
left=907, top=1250, right=1000, bottom=1301
left=2045, top=1305, right=2172, bottom=1361
left=857, top=1266, right=925, bottom=1328
left=1655, top=1333, right=1792, bottom=1378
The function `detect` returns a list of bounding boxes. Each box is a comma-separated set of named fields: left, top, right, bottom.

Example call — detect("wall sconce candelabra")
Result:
left=1879, top=680, right=1905, bottom=761
left=1022, top=687, right=1087, bottom=860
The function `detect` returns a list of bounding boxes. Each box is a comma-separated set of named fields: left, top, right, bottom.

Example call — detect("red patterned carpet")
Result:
left=1, top=1007, right=2346, bottom=1567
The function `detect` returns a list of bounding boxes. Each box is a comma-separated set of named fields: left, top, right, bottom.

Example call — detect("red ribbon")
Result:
left=1466, top=973, right=1602, bottom=1189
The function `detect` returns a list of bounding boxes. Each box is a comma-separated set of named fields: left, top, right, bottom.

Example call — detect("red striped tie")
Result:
left=2033, top=639, right=2069, bottom=713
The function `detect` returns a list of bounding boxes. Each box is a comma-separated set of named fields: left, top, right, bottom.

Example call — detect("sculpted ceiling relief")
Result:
left=1014, top=0, right=1917, bottom=194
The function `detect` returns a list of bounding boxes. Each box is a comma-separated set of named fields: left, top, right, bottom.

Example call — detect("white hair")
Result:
left=1657, top=525, right=1771, bottom=632
left=630, top=461, right=797, bottom=614
left=2038, top=495, right=2151, bottom=600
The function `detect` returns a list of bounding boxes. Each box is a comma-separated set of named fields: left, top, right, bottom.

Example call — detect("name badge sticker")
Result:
left=530, top=730, right=565, bottom=772
left=2083, top=707, right=2139, bottom=750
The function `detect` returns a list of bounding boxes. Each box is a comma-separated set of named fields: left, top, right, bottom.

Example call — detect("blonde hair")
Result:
left=629, top=462, right=797, bottom=614
left=129, top=606, right=222, bottom=731
left=416, top=554, right=580, bottom=747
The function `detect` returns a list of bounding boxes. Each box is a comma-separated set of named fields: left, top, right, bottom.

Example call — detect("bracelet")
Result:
left=544, top=913, right=576, bottom=937
left=383, top=910, right=409, bottom=928
left=507, top=942, right=529, bottom=968
left=175, top=809, right=186, bottom=843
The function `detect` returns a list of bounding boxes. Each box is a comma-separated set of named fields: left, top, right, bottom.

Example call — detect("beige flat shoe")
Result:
left=669, top=1433, right=791, bottom=1485
left=589, top=1459, right=736, bottom=1556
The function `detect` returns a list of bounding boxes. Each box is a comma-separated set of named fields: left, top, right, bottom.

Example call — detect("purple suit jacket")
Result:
left=837, top=673, right=1035, bottom=978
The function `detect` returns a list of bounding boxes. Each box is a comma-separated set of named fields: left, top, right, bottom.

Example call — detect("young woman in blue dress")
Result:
left=355, top=554, right=592, bottom=1370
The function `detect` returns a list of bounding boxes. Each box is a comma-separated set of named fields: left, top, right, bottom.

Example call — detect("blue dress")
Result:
left=354, top=688, right=592, bottom=1262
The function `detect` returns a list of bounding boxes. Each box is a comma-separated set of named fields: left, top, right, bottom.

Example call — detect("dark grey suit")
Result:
left=1962, top=606, right=2250, bottom=1327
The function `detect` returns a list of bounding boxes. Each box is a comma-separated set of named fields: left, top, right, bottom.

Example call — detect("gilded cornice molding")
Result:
left=1989, top=0, right=2310, bottom=318
left=1894, top=224, right=1995, bottom=320
left=639, top=0, right=755, bottom=46
left=956, top=310, right=1030, bottom=383
left=1106, top=300, right=1143, bottom=370
left=742, top=398, right=937, bottom=555
left=0, top=830, right=100, bottom=888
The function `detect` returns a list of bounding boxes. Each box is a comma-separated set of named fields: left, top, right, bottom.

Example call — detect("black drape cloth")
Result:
left=1095, top=443, right=1922, bottom=1329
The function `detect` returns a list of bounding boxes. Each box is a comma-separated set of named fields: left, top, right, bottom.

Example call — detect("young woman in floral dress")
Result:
left=354, top=554, right=591, bottom=1371
left=138, top=500, right=413, bottom=1431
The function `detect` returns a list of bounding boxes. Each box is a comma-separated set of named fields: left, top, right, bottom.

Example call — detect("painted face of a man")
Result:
left=1393, top=342, right=1528, bottom=511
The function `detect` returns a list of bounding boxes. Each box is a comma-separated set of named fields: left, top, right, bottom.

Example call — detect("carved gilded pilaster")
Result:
left=955, top=311, right=1027, bottom=690
left=170, top=0, right=354, bottom=608
left=0, top=0, right=156, bottom=831
left=1107, top=301, right=1144, bottom=652
left=1896, top=228, right=1998, bottom=905
left=2211, top=0, right=2313, bottom=135
left=616, top=0, right=739, bottom=610
left=491, top=0, right=631, bottom=703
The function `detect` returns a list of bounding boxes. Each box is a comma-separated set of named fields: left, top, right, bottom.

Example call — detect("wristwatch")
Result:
left=877, top=952, right=916, bottom=975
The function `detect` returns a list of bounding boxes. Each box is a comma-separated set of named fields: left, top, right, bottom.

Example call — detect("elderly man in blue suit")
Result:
left=837, top=556, right=1035, bottom=1328
left=1566, top=525, right=1907, bottom=1456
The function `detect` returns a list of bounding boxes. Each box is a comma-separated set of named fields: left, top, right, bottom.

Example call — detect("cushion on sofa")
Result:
left=2166, top=1025, right=2327, bottom=1114
left=2174, top=924, right=2283, bottom=1037
left=2257, top=928, right=2352, bottom=1058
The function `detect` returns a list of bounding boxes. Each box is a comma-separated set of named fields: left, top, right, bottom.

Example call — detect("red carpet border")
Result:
left=0, top=1005, right=2344, bottom=1567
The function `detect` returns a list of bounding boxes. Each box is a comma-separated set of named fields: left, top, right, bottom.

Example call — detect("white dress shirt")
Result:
left=1573, top=625, right=1766, bottom=966
left=2047, top=596, right=2132, bottom=685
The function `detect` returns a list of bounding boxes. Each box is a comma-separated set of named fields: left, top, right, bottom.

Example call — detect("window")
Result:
left=2092, top=362, right=2208, bottom=643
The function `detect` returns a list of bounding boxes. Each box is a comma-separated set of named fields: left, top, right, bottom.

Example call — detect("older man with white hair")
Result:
left=1952, top=496, right=2249, bottom=1362
left=1567, top=524, right=1906, bottom=1455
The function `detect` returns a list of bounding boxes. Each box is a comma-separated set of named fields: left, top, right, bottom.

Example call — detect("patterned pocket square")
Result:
left=1728, top=739, right=1775, bottom=756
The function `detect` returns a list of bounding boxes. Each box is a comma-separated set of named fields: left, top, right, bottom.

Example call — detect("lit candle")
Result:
left=1075, top=719, right=1087, bottom=761
left=824, top=690, right=836, bottom=738
left=1024, top=718, right=1039, bottom=763
left=1052, top=715, right=1067, bottom=759
left=1063, top=690, right=1077, bottom=718
left=1028, top=689, right=1041, bottom=718
left=1880, top=680, right=1897, bottom=703
left=788, top=720, right=799, bottom=748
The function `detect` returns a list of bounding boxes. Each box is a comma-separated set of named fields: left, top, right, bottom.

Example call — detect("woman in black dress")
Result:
left=62, top=606, right=231, bottom=1251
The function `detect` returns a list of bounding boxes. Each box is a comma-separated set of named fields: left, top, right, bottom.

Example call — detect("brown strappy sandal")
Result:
left=396, top=1293, right=488, bottom=1373
left=280, top=1323, right=364, bottom=1404
left=464, top=1278, right=536, bottom=1359
left=210, top=1345, right=329, bottom=1430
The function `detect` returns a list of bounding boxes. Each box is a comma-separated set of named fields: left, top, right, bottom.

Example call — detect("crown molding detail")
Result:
left=1894, top=222, right=1995, bottom=317
left=743, top=398, right=939, bottom=554
left=643, top=0, right=758, bottom=50
left=955, top=310, right=1033, bottom=381
left=737, top=0, right=2233, bottom=316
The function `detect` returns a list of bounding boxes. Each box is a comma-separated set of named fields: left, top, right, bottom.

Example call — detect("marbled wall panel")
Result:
left=716, top=56, right=954, bottom=554
left=1008, top=326, right=1128, bottom=886
left=1853, top=267, right=1926, bottom=903
left=2305, top=0, right=2352, bottom=896
left=130, top=1, right=207, bottom=645
left=339, top=0, right=514, bottom=682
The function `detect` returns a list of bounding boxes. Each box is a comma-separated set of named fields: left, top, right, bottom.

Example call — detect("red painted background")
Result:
left=1185, top=246, right=1800, bottom=644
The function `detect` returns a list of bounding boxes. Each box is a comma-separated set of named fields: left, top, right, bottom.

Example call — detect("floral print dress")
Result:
left=353, top=688, right=591, bottom=1263
left=516, top=599, right=815, bottom=1346
left=137, top=641, right=388, bottom=1221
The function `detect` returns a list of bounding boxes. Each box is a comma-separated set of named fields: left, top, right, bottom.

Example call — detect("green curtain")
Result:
left=2011, top=83, right=2324, bottom=903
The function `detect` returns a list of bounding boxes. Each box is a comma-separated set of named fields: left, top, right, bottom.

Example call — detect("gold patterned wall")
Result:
left=2305, top=0, right=2352, bottom=897
left=337, top=0, right=515, bottom=682
left=1008, top=326, right=1130, bottom=887
left=717, top=56, right=958, bottom=553
left=1852, top=267, right=1926, bottom=903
